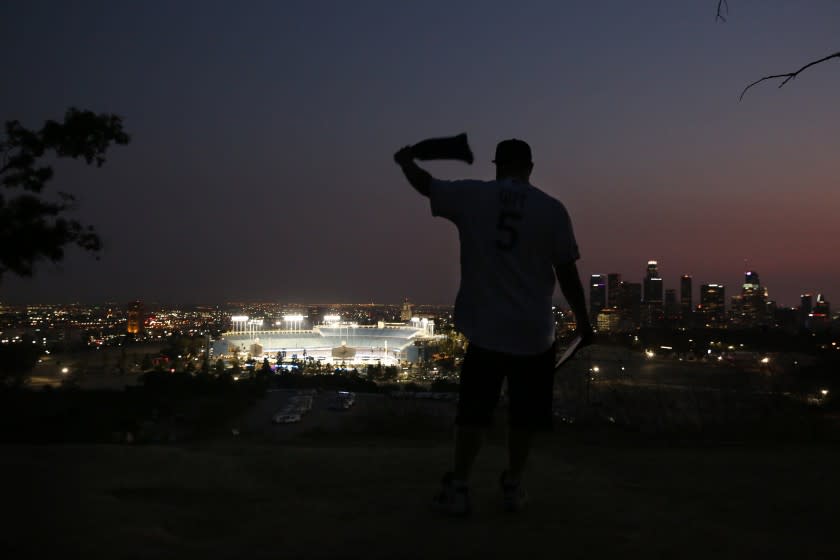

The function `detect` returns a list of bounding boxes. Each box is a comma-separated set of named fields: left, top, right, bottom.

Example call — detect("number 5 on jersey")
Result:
left=496, top=211, right=521, bottom=251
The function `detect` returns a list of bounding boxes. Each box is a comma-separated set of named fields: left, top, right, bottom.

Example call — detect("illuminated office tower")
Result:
left=126, top=300, right=144, bottom=335
left=680, top=275, right=692, bottom=323
left=814, top=294, right=830, bottom=316
left=642, top=260, right=664, bottom=326
left=607, top=273, right=622, bottom=308
left=811, top=294, right=831, bottom=331
left=400, top=298, right=413, bottom=321
left=699, top=284, right=726, bottom=327
left=596, top=308, right=621, bottom=332
left=590, top=274, right=607, bottom=320
left=730, top=271, right=771, bottom=328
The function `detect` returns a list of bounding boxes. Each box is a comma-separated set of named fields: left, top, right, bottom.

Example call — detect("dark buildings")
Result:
left=680, top=275, right=692, bottom=324
left=642, top=260, right=664, bottom=326
left=800, top=293, right=813, bottom=329
left=607, top=273, right=622, bottom=309
left=699, top=284, right=726, bottom=327
left=619, top=281, right=642, bottom=327
left=664, top=289, right=680, bottom=325
left=590, top=274, right=607, bottom=321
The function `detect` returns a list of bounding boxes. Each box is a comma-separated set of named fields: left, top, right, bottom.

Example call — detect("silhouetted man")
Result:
left=394, top=138, right=592, bottom=515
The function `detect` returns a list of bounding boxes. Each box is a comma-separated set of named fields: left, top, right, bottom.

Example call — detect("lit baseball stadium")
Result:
left=213, top=315, right=439, bottom=367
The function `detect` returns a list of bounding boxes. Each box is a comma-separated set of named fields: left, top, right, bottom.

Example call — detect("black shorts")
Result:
left=456, top=342, right=556, bottom=431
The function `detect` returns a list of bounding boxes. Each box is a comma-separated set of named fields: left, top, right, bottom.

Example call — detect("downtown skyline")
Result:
left=0, top=258, right=833, bottom=312
left=1, top=1, right=839, bottom=307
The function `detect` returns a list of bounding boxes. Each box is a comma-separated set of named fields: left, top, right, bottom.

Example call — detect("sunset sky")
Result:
left=1, top=0, right=838, bottom=307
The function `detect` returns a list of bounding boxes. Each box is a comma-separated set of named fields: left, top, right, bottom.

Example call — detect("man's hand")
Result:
left=393, top=146, right=415, bottom=167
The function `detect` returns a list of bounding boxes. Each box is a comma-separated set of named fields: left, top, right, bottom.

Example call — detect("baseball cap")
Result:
left=492, top=139, right=532, bottom=164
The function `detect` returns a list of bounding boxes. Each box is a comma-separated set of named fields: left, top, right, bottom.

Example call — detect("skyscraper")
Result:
left=680, top=275, right=692, bottom=317
left=800, top=293, right=813, bottom=329
left=730, top=271, right=771, bottom=328
left=619, top=281, right=642, bottom=328
left=126, top=300, right=144, bottom=335
left=700, top=284, right=726, bottom=327
left=590, top=274, right=607, bottom=320
left=607, top=273, right=622, bottom=309
left=811, top=294, right=831, bottom=331
left=814, top=294, right=830, bottom=315
left=596, top=308, right=621, bottom=332
left=643, top=260, right=663, bottom=326
left=664, top=289, right=679, bottom=325
left=400, top=298, right=413, bottom=321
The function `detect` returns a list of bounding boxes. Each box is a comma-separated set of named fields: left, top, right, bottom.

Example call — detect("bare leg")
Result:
left=453, top=425, right=483, bottom=481
left=508, top=428, right=534, bottom=481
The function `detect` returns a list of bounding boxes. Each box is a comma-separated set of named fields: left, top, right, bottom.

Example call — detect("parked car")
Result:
left=272, top=413, right=302, bottom=424
left=336, top=391, right=355, bottom=406
left=328, top=398, right=352, bottom=411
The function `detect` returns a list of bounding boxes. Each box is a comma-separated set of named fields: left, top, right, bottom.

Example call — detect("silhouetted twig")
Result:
left=739, top=51, right=840, bottom=101
left=715, top=0, right=728, bottom=23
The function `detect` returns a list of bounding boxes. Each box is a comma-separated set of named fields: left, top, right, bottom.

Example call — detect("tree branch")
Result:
left=739, top=51, right=840, bottom=101
left=715, top=0, right=728, bottom=23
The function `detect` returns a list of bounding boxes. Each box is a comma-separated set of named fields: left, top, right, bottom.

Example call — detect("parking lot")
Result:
left=236, top=389, right=369, bottom=440
left=235, top=389, right=457, bottom=440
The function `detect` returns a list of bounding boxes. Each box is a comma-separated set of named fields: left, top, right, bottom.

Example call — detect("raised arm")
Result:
left=394, top=146, right=433, bottom=198
left=554, top=260, right=593, bottom=345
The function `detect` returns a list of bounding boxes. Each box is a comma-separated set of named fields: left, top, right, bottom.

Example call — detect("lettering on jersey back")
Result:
left=496, top=188, right=527, bottom=251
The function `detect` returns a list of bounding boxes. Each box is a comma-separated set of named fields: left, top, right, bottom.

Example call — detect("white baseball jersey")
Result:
left=430, top=178, right=579, bottom=355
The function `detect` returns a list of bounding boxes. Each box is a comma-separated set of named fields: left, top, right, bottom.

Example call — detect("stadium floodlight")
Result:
left=231, top=315, right=249, bottom=323
left=283, top=314, right=304, bottom=322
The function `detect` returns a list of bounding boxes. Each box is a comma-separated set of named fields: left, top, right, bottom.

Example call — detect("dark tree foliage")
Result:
left=0, top=107, right=130, bottom=279
left=0, top=341, right=41, bottom=388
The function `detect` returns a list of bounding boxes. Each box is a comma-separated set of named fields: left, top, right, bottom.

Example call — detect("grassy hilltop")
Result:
left=4, top=429, right=840, bottom=559
left=4, top=354, right=840, bottom=559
